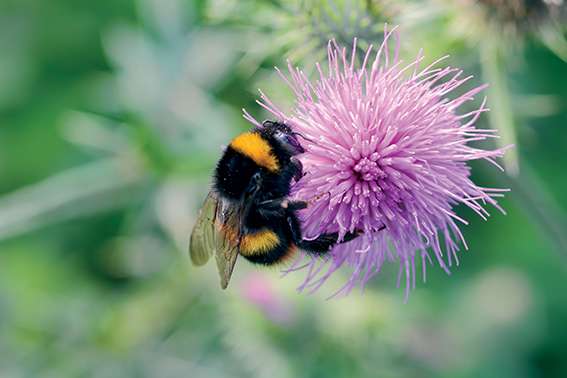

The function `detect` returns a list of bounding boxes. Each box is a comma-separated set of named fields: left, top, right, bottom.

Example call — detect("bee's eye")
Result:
left=273, top=131, right=286, bottom=144
left=274, top=132, right=305, bottom=155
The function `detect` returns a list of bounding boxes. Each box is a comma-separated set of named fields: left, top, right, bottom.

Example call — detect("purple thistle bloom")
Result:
left=244, top=27, right=509, bottom=299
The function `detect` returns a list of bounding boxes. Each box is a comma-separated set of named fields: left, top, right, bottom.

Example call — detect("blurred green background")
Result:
left=0, top=0, right=566, bottom=377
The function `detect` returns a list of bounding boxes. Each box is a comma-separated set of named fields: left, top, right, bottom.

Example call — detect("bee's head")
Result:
left=259, top=120, right=305, bottom=156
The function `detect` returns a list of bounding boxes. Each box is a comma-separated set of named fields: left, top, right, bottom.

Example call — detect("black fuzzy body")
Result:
left=212, top=122, right=357, bottom=266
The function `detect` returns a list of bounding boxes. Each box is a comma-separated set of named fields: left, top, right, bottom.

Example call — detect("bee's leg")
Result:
left=256, top=199, right=308, bottom=218
left=282, top=199, right=308, bottom=211
left=260, top=193, right=326, bottom=214
left=242, top=172, right=263, bottom=220
left=290, top=157, right=304, bottom=182
left=244, top=172, right=262, bottom=200
left=283, top=211, right=359, bottom=256
left=256, top=198, right=289, bottom=218
left=298, top=224, right=387, bottom=255
left=296, top=230, right=362, bottom=256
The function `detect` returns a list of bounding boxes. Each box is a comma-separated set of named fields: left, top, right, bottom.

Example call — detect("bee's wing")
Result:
left=214, top=199, right=240, bottom=289
left=189, top=191, right=241, bottom=289
left=189, top=192, right=219, bottom=266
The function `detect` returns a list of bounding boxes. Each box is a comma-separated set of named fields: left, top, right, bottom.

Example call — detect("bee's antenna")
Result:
left=293, top=131, right=315, bottom=143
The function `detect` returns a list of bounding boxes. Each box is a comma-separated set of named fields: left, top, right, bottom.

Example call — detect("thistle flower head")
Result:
left=208, top=0, right=398, bottom=64
left=435, top=0, right=566, bottom=46
left=475, top=0, right=564, bottom=34
left=244, top=27, right=509, bottom=298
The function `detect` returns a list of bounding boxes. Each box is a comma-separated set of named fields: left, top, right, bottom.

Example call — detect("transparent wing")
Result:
left=189, top=191, right=241, bottom=289
left=214, top=199, right=240, bottom=289
left=189, top=192, right=219, bottom=266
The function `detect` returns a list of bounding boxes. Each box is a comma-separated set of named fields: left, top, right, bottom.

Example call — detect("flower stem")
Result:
left=480, top=40, right=519, bottom=175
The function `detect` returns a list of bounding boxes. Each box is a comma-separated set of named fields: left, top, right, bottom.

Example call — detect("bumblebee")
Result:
left=189, top=120, right=359, bottom=289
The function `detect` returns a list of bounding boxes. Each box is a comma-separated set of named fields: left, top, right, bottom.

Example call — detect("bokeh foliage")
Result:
left=0, top=0, right=566, bottom=377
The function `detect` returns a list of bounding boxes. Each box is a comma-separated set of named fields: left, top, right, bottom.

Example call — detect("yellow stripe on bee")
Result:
left=218, top=224, right=280, bottom=256
left=240, top=229, right=280, bottom=256
left=229, top=132, right=279, bottom=172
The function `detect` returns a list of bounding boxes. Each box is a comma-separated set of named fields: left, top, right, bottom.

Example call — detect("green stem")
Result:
left=480, top=40, right=519, bottom=175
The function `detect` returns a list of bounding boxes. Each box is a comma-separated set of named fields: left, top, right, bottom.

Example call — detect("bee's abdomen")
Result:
left=224, top=226, right=296, bottom=266
left=244, top=242, right=297, bottom=266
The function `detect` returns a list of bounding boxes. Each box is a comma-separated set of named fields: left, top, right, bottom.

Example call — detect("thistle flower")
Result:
left=413, top=0, right=566, bottom=46
left=462, top=0, right=565, bottom=38
left=207, top=0, right=398, bottom=68
left=244, top=27, right=509, bottom=298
